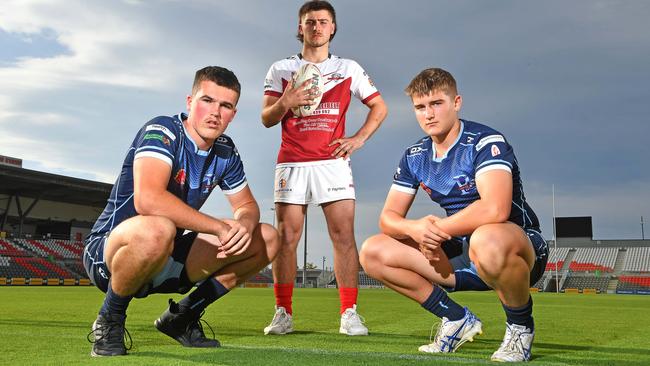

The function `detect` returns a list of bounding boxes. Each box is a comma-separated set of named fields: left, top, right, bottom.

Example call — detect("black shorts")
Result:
left=443, top=228, right=549, bottom=292
left=82, top=231, right=199, bottom=298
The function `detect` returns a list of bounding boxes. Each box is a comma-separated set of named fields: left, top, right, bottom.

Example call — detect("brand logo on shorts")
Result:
left=98, top=267, right=108, bottom=280
left=328, top=187, right=346, bottom=192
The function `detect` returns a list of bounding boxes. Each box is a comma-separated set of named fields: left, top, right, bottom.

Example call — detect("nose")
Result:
left=424, top=105, right=434, bottom=119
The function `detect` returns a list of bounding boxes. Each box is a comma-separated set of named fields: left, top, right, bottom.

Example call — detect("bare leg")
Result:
left=321, top=199, right=359, bottom=288
left=272, top=203, right=306, bottom=284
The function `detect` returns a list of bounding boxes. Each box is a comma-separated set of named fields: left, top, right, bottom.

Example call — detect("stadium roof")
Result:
left=0, top=164, right=112, bottom=207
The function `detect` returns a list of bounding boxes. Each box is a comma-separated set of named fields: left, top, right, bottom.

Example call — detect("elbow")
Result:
left=489, top=204, right=511, bottom=223
left=378, top=214, right=390, bottom=234
left=134, top=192, right=157, bottom=215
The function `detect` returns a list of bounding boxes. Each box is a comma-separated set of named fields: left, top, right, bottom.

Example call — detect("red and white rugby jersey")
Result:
left=264, top=54, right=380, bottom=163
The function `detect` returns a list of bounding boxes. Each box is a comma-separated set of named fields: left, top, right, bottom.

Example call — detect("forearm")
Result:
left=435, top=200, right=510, bottom=237
left=135, top=190, right=228, bottom=235
left=351, top=100, right=387, bottom=142
left=379, top=210, right=413, bottom=240
left=232, top=200, right=261, bottom=234
left=261, top=98, right=288, bottom=127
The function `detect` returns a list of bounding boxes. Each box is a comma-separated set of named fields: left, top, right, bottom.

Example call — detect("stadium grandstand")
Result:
left=2, top=156, right=649, bottom=295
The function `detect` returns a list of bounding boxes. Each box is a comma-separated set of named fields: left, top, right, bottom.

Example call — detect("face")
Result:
left=185, top=80, right=238, bottom=149
left=299, top=10, right=335, bottom=48
left=412, top=89, right=462, bottom=140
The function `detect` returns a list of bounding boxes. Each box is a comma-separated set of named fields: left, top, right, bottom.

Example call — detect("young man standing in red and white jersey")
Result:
left=261, top=0, right=387, bottom=336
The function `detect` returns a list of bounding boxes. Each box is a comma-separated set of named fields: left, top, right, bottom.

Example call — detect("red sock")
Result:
left=339, top=287, right=358, bottom=314
left=274, top=283, right=293, bottom=315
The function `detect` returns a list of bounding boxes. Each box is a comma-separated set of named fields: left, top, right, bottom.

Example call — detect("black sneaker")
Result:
left=154, top=299, right=220, bottom=348
left=87, top=313, right=132, bottom=357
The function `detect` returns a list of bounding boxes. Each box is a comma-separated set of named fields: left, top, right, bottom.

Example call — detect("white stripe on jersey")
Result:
left=222, top=181, right=248, bottom=196
left=391, top=183, right=417, bottom=195
left=135, top=150, right=173, bottom=166
left=476, top=164, right=512, bottom=177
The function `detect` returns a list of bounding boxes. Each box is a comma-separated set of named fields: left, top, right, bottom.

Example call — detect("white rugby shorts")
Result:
left=274, top=158, right=355, bottom=205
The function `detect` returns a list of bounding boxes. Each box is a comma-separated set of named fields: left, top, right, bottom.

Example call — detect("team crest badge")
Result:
left=279, top=178, right=287, bottom=189
left=491, top=145, right=501, bottom=157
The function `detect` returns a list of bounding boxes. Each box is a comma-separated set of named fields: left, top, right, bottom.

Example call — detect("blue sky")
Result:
left=1, top=1, right=649, bottom=268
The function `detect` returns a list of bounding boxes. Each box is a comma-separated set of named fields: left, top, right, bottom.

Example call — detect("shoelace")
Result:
left=86, top=320, right=133, bottom=351
left=345, top=311, right=366, bottom=326
left=186, top=311, right=216, bottom=341
left=499, top=326, right=526, bottom=354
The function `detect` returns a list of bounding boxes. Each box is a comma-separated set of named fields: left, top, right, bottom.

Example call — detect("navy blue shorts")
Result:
left=443, top=228, right=549, bottom=292
left=82, top=231, right=199, bottom=298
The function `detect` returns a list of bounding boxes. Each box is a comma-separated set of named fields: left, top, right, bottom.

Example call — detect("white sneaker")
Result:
left=339, top=305, right=368, bottom=336
left=418, top=308, right=483, bottom=353
left=263, top=306, right=294, bottom=335
left=491, top=323, right=534, bottom=362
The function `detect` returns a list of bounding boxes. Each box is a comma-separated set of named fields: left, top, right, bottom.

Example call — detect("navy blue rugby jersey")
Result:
left=89, top=113, right=247, bottom=238
left=392, top=119, right=539, bottom=230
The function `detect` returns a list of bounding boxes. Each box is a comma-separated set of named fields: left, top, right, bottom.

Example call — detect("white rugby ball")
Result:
left=291, top=63, right=324, bottom=117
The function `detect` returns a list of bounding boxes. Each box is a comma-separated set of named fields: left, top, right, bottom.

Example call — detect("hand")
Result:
left=281, top=78, right=320, bottom=110
left=407, top=215, right=451, bottom=254
left=216, top=219, right=252, bottom=257
left=329, top=135, right=365, bottom=159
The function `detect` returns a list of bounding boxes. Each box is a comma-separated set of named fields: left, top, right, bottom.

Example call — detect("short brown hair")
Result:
left=296, top=0, right=337, bottom=43
left=405, top=68, right=458, bottom=98
left=191, top=66, right=241, bottom=101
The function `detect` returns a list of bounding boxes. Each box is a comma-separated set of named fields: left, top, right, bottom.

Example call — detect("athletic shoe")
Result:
left=491, top=323, right=534, bottom=362
left=154, top=299, right=220, bottom=348
left=418, top=308, right=483, bottom=353
left=339, top=305, right=369, bottom=336
left=87, top=313, right=131, bottom=357
left=263, top=306, right=294, bottom=335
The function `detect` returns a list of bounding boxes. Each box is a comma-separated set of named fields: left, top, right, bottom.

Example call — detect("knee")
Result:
left=359, top=235, right=386, bottom=273
left=470, top=227, right=514, bottom=279
left=330, top=226, right=356, bottom=251
left=134, top=216, right=176, bottom=261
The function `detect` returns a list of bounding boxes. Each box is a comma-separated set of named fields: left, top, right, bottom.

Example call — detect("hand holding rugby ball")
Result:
left=291, top=63, right=324, bottom=117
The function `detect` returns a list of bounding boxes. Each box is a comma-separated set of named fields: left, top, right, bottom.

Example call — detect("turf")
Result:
left=0, top=287, right=649, bottom=365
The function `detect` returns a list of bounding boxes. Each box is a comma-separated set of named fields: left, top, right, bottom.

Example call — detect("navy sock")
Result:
left=421, top=286, right=466, bottom=321
left=178, top=277, right=229, bottom=315
left=99, top=284, right=133, bottom=316
left=502, top=296, right=534, bottom=330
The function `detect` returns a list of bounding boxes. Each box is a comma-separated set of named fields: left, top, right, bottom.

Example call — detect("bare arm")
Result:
left=133, top=157, right=231, bottom=238
left=379, top=189, right=451, bottom=261
left=329, top=95, right=388, bottom=159
left=434, top=169, right=513, bottom=237
left=261, top=79, right=316, bottom=128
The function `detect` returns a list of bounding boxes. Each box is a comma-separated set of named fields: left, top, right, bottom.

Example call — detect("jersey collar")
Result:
left=430, top=120, right=465, bottom=162
left=177, top=112, right=211, bottom=156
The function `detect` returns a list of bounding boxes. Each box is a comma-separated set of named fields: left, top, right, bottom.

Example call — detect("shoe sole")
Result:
left=339, top=327, right=368, bottom=336
left=264, top=326, right=294, bottom=335
left=418, top=323, right=483, bottom=353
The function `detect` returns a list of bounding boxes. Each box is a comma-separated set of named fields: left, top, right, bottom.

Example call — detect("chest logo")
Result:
left=453, top=174, right=475, bottom=195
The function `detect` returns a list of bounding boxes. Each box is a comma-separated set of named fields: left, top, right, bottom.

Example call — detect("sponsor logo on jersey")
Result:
left=408, top=146, right=426, bottom=156
left=491, top=144, right=501, bottom=157
left=264, top=78, right=274, bottom=90
left=419, top=182, right=432, bottom=196
left=217, top=136, right=228, bottom=144
left=309, top=101, right=340, bottom=116
left=201, top=174, right=218, bottom=194
left=98, top=267, right=108, bottom=279
left=324, top=72, right=344, bottom=84
left=143, top=133, right=170, bottom=145
left=475, top=135, right=505, bottom=151
left=453, top=174, right=475, bottom=195
left=174, top=169, right=186, bottom=186
left=146, top=124, right=176, bottom=141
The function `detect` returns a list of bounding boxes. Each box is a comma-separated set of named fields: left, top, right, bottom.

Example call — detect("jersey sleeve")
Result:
left=219, top=145, right=248, bottom=195
left=263, top=62, right=284, bottom=98
left=473, top=134, right=515, bottom=177
left=390, top=151, right=419, bottom=195
left=133, top=117, right=179, bottom=167
left=349, top=61, right=380, bottom=105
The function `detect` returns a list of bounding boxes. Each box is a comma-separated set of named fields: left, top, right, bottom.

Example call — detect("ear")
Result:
left=298, top=23, right=304, bottom=37
left=186, top=94, right=192, bottom=111
left=331, top=22, right=336, bottom=35
left=454, top=94, right=462, bottom=112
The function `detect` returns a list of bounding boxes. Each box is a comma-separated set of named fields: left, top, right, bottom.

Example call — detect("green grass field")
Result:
left=1, top=287, right=649, bottom=365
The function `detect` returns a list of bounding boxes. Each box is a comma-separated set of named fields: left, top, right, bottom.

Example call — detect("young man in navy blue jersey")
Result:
left=83, top=66, right=279, bottom=357
left=360, top=68, right=548, bottom=362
